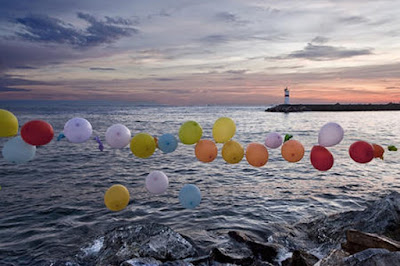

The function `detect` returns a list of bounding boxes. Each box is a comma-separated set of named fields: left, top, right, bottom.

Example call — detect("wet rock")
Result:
left=95, top=223, right=196, bottom=265
left=121, top=257, right=162, bottom=265
left=342, top=229, right=400, bottom=254
left=281, top=250, right=319, bottom=266
left=343, top=248, right=400, bottom=266
left=315, top=249, right=349, bottom=266
left=211, top=243, right=253, bottom=265
left=227, top=231, right=279, bottom=263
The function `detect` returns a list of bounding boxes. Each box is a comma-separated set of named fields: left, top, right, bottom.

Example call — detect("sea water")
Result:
left=1, top=101, right=400, bottom=265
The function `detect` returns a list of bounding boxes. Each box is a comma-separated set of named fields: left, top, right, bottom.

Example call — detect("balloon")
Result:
left=318, top=122, right=344, bottom=147
left=64, top=117, right=93, bottom=143
left=281, top=139, right=304, bottom=163
left=372, top=144, right=384, bottom=160
left=265, top=132, right=283, bottom=149
left=57, top=132, right=65, bottom=141
left=158, top=133, right=178, bottom=153
left=179, top=184, right=201, bottom=209
left=0, top=109, right=18, bottom=137
left=195, top=139, right=218, bottom=163
left=21, top=120, right=54, bottom=146
left=105, top=124, right=131, bottom=149
left=2, top=136, right=36, bottom=164
left=388, top=145, right=398, bottom=151
left=179, top=121, right=202, bottom=145
left=104, top=184, right=130, bottom=211
left=212, top=117, right=236, bottom=143
left=284, top=134, right=293, bottom=142
left=145, top=171, right=169, bottom=194
left=222, top=140, right=244, bottom=164
left=94, top=136, right=104, bottom=151
left=310, top=145, right=334, bottom=171
left=130, top=133, right=156, bottom=158
left=246, top=143, right=269, bottom=167
left=349, top=141, right=374, bottom=163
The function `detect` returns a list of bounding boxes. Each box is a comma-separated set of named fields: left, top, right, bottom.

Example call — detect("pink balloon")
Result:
left=264, top=132, right=283, bottom=149
left=145, top=171, right=169, bottom=194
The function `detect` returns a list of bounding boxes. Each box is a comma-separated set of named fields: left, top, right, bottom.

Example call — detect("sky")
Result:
left=1, top=0, right=400, bottom=105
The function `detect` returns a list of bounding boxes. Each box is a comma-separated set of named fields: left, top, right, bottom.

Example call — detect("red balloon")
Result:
left=349, top=141, right=374, bottom=163
left=21, top=120, right=54, bottom=146
left=310, top=145, right=334, bottom=171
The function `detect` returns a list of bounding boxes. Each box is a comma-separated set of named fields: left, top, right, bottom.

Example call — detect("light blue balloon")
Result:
left=179, top=184, right=201, bottom=209
left=2, top=136, right=36, bottom=164
left=158, top=133, right=178, bottom=153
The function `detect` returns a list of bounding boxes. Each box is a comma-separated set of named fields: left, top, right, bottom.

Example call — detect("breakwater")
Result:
left=265, top=103, right=400, bottom=112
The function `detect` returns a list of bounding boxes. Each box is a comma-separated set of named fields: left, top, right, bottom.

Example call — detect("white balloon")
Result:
left=64, top=117, right=93, bottom=143
left=264, top=132, right=283, bottom=149
left=318, top=122, right=344, bottom=147
left=2, top=136, right=36, bottom=164
left=105, top=124, right=131, bottom=149
left=145, top=171, right=169, bottom=194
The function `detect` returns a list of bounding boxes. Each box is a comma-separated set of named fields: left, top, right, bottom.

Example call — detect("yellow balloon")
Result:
left=130, top=133, right=156, bottom=158
left=104, top=184, right=130, bottom=211
left=179, top=121, right=203, bottom=145
left=213, top=117, right=236, bottom=143
left=222, top=140, right=244, bottom=164
left=0, top=109, right=18, bottom=137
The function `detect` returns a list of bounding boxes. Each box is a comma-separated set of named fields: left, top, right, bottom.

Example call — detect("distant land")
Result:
left=265, top=103, right=400, bottom=112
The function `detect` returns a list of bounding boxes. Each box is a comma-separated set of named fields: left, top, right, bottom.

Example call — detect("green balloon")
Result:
left=179, top=121, right=203, bottom=145
left=284, top=134, right=293, bottom=142
left=388, top=145, right=398, bottom=151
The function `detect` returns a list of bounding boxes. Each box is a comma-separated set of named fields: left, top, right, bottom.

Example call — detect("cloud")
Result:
left=339, top=15, right=368, bottom=25
left=0, top=86, right=31, bottom=92
left=14, top=13, right=137, bottom=48
left=311, top=36, right=329, bottom=44
left=268, top=43, right=373, bottom=61
left=225, top=69, right=248, bottom=74
left=89, top=67, right=116, bottom=71
left=215, top=12, right=248, bottom=25
left=385, top=86, right=400, bottom=90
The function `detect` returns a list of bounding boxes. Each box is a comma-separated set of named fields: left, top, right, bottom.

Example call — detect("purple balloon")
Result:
left=145, top=171, right=169, bottom=194
left=264, top=132, right=283, bottom=149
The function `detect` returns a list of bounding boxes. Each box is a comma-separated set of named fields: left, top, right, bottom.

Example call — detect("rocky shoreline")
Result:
left=56, top=192, right=400, bottom=265
left=265, top=103, right=400, bottom=113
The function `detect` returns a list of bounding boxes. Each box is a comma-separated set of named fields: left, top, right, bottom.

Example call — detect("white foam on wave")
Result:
left=81, top=237, right=104, bottom=256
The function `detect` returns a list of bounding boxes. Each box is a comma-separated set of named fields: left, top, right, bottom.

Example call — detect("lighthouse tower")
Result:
left=284, top=87, right=290, bottom=105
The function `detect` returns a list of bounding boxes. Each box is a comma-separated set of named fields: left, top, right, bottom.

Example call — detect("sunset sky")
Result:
left=1, top=0, right=400, bottom=105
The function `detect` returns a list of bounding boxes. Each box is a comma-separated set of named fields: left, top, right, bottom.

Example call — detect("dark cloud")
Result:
left=13, top=65, right=38, bottom=69
left=386, top=86, right=400, bottom=90
left=155, top=78, right=179, bottom=81
left=0, top=86, right=31, bottom=92
left=268, top=43, right=372, bottom=61
left=215, top=12, right=248, bottom=25
left=225, top=69, right=247, bottom=74
left=14, top=13, right=137, bottom=48
left=339, top=15, right=368, bottom=25
left=89, top=67, right=116, bottom=71
left=311, top=36, right=329, bottom=44
left=201, top=34, right=231, bottom=44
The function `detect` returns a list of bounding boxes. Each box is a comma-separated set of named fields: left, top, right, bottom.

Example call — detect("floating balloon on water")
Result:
left=57, top=132, right=65, bottom=141
left=105, top=124, right=131, bottom=149
left=104, top=184, right=130, bottom=211
left=222, top=140, right=244, bottom=164
left=130, top=133, right=156, bottom=158
left=265, top=132, right=283, bottom=149
left=388, top=145, right=398, bottom=151
left=0, top=109, right=18, bottom=137
left=179, top=184, right=201, bottom=209
left=372, top=144, right=384, bottom=160
left=158, top=133, right=178, bottom=153
left=212, top=117, right=236, bottom=143
left=146, top=171, right=169, bottom=194
left=281, top=139, right=304, bottom=163
left=246, top=143, right=269, bottom=167
left=64, top=117, right=92, bottom=143
left=349, top=141, right=374, bottom=163
left=310, top=145, right=334, bottom=171
left=21, top=120, right=54, bottom=146
left=94, top=136, right=104, bottom=151
left=179, top=121, right=202, bottom=145
left=318, top=122, right=344, bottom=147
left=2, top=136, right=36, bottom=164
left=195, top=139, right=217, bottom=163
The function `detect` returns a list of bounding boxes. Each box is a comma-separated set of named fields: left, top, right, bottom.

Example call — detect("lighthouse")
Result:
left=284, top=87, right=290, bottom=105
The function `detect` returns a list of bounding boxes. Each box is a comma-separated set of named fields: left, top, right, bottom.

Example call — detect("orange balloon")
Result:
left=281, top=139, right=305, bottom=163
left=372, top=143, right=384, bottom=159
left=195, top=140, right=218, bottom=163
left=246, top=143, right=269, bottom=167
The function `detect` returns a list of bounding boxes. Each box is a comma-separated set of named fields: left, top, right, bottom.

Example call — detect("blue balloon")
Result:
left=158, top=133, right=178, bottom=153
left=2, top=136, right=36, bottom=164
left=179, top=184, right=201, bottom=209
